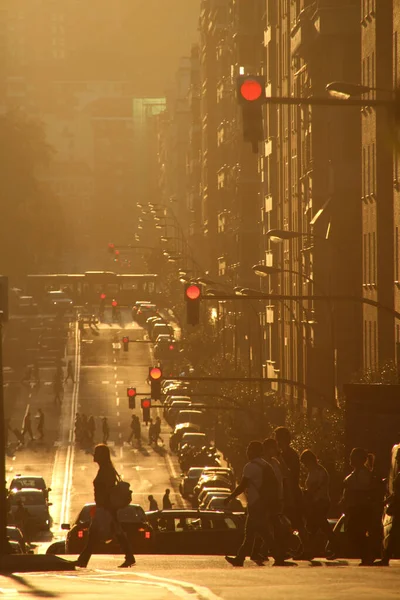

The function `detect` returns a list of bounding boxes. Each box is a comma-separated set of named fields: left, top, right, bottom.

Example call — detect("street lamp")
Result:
left=326, top=81, right=375, bottom=100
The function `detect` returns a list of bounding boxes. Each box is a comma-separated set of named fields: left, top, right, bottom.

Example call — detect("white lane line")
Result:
left=101, top=381, right=109, bottom=384
left=117, top=422, right=120, bottom=427
left=116, top=380, right=124, bottom=384
left=83, top=571, right=223, bottom=600
left=120, top=447, right=123, bottom=459
left=117, top=411, right=120, bottom=417
left=116, top=398, right=119, bottom=407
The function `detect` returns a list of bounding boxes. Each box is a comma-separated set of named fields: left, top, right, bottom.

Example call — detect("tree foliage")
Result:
left=0, top=110, right=64, bottom=279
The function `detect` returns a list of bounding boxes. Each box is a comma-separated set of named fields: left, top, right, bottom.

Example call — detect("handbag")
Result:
left=109, top=474, right=132, bottom=510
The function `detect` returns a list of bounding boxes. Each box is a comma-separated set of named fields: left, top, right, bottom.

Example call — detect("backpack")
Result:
left=109, top=474, right=132, bottom=510
left=254, top=460, right=281, bottom=516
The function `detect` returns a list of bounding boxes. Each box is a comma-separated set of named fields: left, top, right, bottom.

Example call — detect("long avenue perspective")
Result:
left=1, top=1, right=400, bottom=599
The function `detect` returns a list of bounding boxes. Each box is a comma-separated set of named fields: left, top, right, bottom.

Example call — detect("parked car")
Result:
left=165, top=399, right=192, bottom=423
left=169, top=423, right=201, bottom=452
left=193, top=476, right=233, bottom=500
left=136, top=304, right=158, bottom=324
left=9, top=475, right=51, bottom=501
left=179, top=467, right=205, bottom=498
left=178, top=432, right=208, bottom=453
left=151, top=322, right=174, bottom=341
left=204, top=496, right=244, bottom=512
left=8, top=489, right=52, bottom=533
left=7, top=525, right=29, bottom=554
left=197, top=487, right=233, bottom=507
left=145, top=509, right=245, bottom=555
left=62, top=503, right=153, bottom=554
left=198, top=490, right=232, bottom=509
left=198, top=467, right=236, bottom=488
left=154, top=338, right=178, bottom=360
left=175, top=410, right=205, bottom=428
left=15, top=296, right=39, bottom=315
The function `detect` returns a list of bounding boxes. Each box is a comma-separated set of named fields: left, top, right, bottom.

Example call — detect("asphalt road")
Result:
left=0, top=556, right=398, bottom=599
left=5, top=307, right=186, bottom=551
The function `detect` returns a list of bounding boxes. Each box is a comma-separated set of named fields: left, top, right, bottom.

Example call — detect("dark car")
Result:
left=62, top=503, right=153, bottom=554
left=169, top=423, right=201, bottom=452
left=145, top=509, right=245, bottom=555
left=193, top=476, right=234, bottom=500
left=179, top=467, right=205, bottom=499
left=382, top=444, right=400, bottom=558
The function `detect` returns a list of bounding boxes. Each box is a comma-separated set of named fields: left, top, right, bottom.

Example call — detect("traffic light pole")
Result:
left=202, top=294, right=400, bottom=320
left=0, top=317, right=9, bottom=554
left=264, top=96, right=393, bottom=108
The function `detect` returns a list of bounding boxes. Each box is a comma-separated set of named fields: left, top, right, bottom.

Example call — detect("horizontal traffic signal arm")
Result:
left=201, top=293, right=400, bottom=320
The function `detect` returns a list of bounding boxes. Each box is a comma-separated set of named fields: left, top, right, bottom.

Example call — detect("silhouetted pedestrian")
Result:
left=65, top=360, right=74, bottom=383
left=21, top=411, right=33, bottom=442
left=148, top=418, right=155, bottom=445
left=162, top=488, right=173, bottom=510
left=102, top=417, right=109, bottom=444
left=274, top=427, right=304, bottom=533
left=127, top=415, right=136, bottom=445
left=300, top=449, right=336, bottom=559
left=224, top=440, right=279, bottom=567
left=148, top=495, right=159, bottom=511
left=341, top=447, right=379, bottom=565
left=88, top=416, right=95, bottom=443
left=36, top=408, right=44, bottom=441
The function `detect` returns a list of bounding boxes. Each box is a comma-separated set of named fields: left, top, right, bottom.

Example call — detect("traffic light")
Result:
left=114, top=249, right=120, bottom=263
left=127, top=387, right=136, bottom=409
left=148, top=366, right=162, bottom=400
left=123, top=336, right=129, bottom=352
left=184, top=283, right=201, bottom=326
left=236, top=75, right=265, bottom=153
left=141, top=398, right=151, bottom=423
left=100, top=293, right=106, bottom=301
left=0, top=275, right=8, bottom=322
left=111, top=299, right=118, bottom=321
left=108, top=242, right=115, bottom=254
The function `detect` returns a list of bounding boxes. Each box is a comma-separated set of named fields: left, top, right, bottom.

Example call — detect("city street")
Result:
left=4, top=308, right=186, bottom=551
left=0, top=556, right=398, bottom=599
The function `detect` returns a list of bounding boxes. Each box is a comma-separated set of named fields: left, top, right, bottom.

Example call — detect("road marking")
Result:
left=120, top=447, right=123, bottom=459
left=101, top=381, right=109, bottom=384
left=116, top=398, right=119, bottom=407
left=116, top=380, right=124, bottom=384
left=117, top=422, right=120, bottom=427
left=117, top=411, right=120, bottom=417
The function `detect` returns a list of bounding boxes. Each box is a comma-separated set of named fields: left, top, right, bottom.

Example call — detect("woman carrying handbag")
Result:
left=75, top=443, right=135, bottom=568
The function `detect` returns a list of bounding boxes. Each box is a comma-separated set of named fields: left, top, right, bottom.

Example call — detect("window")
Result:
left=372, top=231, right=376, bottom=284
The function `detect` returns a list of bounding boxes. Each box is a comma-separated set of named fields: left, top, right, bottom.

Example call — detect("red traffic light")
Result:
left=240, top=78, right=263, bottom=102
left=108, top=242, right=115, bottom=249
left=141, top=399, right=151, bottom=409
left=149, top=367, right=162, bottom=380
left=123, top=336, right=129, bottom=344
left=111, top=300, right=118, bottom=307
left=115, top=249, right=120, bottom=256
left=169, top=344, right=175, bottom=351
left=100, top=293, right=106, bottom=300
left=127, top=387, right=136, bottom=397
left=186, top=284, right=201, bottom=301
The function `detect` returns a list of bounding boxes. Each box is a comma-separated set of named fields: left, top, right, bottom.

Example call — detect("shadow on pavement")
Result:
left=324, top=560, right=349, bottom=567
left=7, top=574, right=59, bottom=598
left=152, top=445, right=167, bottom=457
left=138, top=446, right=150, bottom=457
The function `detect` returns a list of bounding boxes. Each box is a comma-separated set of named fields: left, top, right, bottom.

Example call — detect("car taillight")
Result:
left=78, top=530, right=84, bottom=538
left=145, top=531, right=151, bottom=539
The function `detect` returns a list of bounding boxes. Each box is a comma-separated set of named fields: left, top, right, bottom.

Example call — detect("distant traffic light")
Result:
left=111, top=299, right=118, bottom=321
left=141, top=398, right=151, bottom=423
left=123, top=336, right=129, bottom=352
left=236, top=75, right=265, bottom=153
left=114, top=249, right=120, bottom=263
left=100, top=293, right=106, bottom=301
left=184, top=284, right=201, bottom=326
left=148, top=366, right=162, bottom=400
left=127, top=387, right=136, bottom=409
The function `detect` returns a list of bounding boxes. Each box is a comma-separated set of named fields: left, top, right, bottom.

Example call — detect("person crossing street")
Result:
left=36, top=408, right=44, bottom=441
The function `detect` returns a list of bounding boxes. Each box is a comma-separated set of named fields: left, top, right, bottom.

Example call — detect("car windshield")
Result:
left=188, top=468, right=204, bottom=479
left=11, top=492, right=45, bottom=506
left=10, top=478, right=45, bottom=490
left=77, top=504, right=146, bottom=524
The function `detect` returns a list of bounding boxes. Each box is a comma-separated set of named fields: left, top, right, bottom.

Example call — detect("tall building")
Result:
left=361, top=0, right=395, bottom=371
left=260, top=0, right=362, bottom=408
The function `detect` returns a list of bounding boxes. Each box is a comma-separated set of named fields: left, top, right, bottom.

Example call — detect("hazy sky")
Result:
left=129, top=1, right=200, bottom=94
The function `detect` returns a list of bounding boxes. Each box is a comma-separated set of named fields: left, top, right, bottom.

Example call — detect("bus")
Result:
left=26, top=271, right=159, bottom=306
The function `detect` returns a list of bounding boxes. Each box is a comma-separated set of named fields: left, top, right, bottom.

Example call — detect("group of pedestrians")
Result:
left=147, top=488, right=174, bottom=511
left=75, top=413, right=109, bottom=447
left=225, top=427, right=398, bottom=567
